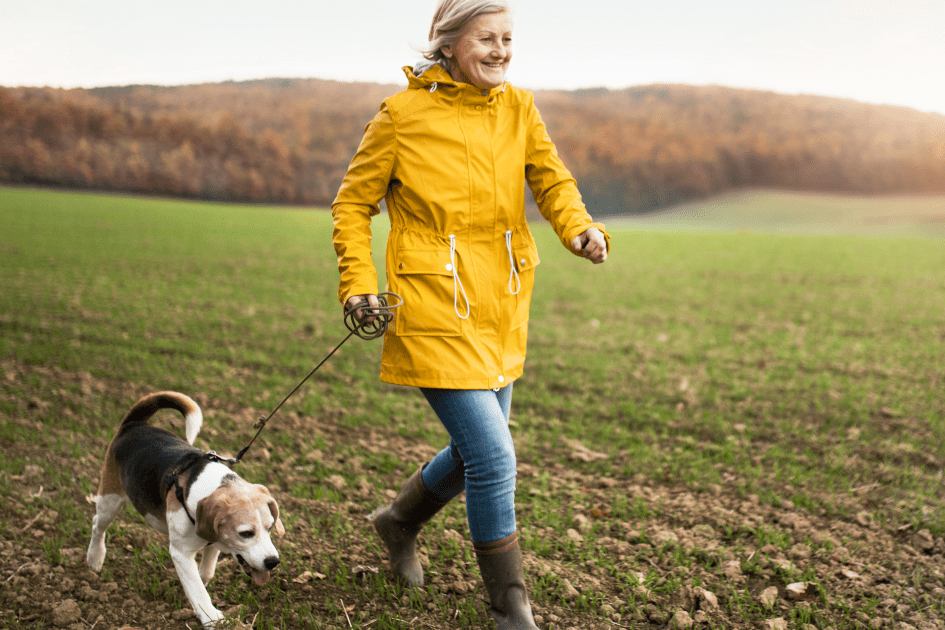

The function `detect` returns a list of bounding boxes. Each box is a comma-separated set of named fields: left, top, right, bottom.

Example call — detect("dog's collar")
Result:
left=165, top=451, right=238, bottom=526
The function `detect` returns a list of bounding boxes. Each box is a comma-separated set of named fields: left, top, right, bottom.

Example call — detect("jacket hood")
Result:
left=403, top=64, right=506, bottom=96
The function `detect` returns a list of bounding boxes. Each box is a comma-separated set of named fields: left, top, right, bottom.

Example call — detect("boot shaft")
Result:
left=372, top=467, right=449, bottom=588
left=474, top=533, right=539, bottom=630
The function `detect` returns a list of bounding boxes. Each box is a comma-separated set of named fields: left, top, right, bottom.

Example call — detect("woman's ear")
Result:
left=440, top=45, right=453, bottom=59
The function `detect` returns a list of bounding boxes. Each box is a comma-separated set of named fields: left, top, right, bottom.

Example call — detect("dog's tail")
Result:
left=119, top=391, right=204, bottom=445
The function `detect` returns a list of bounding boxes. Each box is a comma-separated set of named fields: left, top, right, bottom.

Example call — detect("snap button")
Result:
left=498, top=375, right=505, bottom=383
left=520, top=258, right=526, bottom=265
left=481, top=89, right=488, bottom=96
left=476, top=105, right=482, bottom=111
left=445, top=263, right=454, bottom=271
left=398, top=263, right=404, bottom=269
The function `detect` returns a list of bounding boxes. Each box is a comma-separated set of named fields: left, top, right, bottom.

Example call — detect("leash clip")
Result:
left=206, top=450, right=239, bottom=466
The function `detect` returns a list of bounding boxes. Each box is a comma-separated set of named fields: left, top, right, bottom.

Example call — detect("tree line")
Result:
left=1, top=78, right=943, bottom=214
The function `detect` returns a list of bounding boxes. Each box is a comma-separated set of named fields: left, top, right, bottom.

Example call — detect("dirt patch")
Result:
left=1, top=364, right=944, bottom=629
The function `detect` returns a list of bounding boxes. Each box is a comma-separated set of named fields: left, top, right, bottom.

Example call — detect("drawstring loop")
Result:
left=449, top=234, right=470, bottom=319
left=505, top=230, right=521, bottom=295
left=430, top=82, right=438, bottom=93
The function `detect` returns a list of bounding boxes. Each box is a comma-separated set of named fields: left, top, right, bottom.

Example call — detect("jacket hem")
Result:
left=379, top=367, right=523, bottom=390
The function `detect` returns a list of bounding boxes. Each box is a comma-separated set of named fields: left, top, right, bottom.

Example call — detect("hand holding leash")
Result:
left=344, top=292, right=400, bottom=340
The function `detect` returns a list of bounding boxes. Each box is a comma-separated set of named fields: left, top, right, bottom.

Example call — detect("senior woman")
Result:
left=331, top=0, right=608, bottom=627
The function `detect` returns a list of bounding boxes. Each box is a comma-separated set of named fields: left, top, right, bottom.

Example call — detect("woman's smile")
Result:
left=443, top=11, right=513, bottom=90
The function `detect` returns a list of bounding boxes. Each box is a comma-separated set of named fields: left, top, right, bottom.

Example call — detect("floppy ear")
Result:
left=268, top=498, right=285, bottom=537
left=195, top=492, right=223, bottom=543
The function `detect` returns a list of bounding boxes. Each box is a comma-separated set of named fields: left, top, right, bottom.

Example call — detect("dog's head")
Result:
left=195, top=477, right=285, bottom=585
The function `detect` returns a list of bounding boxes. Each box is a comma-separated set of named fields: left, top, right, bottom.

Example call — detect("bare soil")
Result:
left=1, top=370, right=944, bottom=629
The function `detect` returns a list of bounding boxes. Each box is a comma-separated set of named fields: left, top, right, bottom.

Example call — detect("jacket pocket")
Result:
left=513, top=243, right=540, bottom=273
left=392, top=249, right=463, bottom=337
left=509, top=241, right=540, bottom=330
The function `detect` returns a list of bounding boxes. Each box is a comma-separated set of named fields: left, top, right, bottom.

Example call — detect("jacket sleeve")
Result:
left=524, top=94, right=610, bottom=255
left=331, top=102, right=397, bottom=306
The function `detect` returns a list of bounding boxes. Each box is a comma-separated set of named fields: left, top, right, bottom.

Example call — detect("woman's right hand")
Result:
left=345, top=294, right=381, bottom=326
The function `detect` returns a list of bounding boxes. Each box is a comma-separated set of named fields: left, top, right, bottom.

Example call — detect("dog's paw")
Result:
left=194, top=604, right=226, bottom=628
left=86, top=545, right=106, bottom=572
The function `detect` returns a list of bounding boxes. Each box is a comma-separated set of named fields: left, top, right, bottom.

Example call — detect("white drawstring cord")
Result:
left=449, top=234, right=470, bottom=319
left=430, top=82, right=438, bottom=93
left=505, top=230, right=521, bottom=295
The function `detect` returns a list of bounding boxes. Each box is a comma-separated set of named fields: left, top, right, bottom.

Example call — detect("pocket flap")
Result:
left=395, top=250, right=454, bottom=276
left=513, top=243, right=540, bottom=272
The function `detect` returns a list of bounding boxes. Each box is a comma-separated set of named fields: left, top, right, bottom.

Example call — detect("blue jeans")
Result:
left=419, top=384, right=516, bottom=544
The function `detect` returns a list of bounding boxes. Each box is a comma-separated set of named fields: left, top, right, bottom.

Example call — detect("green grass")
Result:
left=607, top=188, right=945, bottom=237
left=1, top=185, right=944, bottom=629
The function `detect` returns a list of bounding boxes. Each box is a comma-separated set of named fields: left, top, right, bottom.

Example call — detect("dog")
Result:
left=86, top=391, right=285, bottom=627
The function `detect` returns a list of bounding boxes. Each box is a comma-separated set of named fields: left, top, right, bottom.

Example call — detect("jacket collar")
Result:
left=403, top=64, right=507, bottom=98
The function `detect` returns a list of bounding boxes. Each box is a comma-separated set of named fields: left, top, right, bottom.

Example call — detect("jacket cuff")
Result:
left=338, top=280, right=379, bottom=308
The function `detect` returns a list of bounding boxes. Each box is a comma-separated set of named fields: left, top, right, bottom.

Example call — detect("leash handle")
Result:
left=343, top=292, right=403, bottom=340
left=233, top=292, right=403, bottom=463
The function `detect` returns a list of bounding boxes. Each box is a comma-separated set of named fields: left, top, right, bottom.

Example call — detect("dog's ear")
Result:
left=268, top=498, right=285, bottom=537
left=195, top=491, right=224, bottom=543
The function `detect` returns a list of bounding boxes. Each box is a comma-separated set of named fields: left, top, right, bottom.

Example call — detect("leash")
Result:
left=163, top=293, right=402, bottom=524
left=231, top=292, right=402, bottom=463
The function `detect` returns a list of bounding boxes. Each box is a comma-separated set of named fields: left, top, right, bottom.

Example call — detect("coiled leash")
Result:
left=230, top=292, right=403, bottom=463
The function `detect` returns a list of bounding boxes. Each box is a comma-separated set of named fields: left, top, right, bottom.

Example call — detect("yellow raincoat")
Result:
left=331, top=64, right=609, bottom=389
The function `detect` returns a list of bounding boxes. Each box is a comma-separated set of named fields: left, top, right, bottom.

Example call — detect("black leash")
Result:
left=163, top=294, right=401, bottom=522
left=231, top=292, right=402, bottom=463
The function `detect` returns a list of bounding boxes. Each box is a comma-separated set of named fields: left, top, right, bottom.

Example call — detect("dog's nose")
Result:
left=264, top=556, right=281, bottom=571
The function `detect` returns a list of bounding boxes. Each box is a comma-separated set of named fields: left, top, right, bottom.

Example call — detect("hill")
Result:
left=607, top=189, right=945, bottom=237
left=1, top=78, right=943, bottom=213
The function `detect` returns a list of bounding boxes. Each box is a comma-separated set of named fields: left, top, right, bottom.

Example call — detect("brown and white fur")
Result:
left=86, top=392, right=285, bottom=627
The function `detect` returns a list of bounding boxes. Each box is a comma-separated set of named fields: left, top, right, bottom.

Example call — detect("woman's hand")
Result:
left=570, top=227, right=607, bottom=264
left=345, top=294, right=381, bottom=325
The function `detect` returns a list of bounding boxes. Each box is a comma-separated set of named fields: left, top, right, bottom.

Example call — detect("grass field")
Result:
left=607, top=189, right=945, bottom=238
left=1, top=185, right=944, bottom=629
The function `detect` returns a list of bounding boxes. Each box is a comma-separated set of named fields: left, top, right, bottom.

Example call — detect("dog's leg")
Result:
left=86, top=493, right=125, bottom=571
left=198, top=545, right=221, bottom=584
left=170, top=542, right=224, bottom=627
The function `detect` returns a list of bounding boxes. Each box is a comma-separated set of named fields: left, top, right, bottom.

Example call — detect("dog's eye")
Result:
left=238, top=530, right=255, bottom=539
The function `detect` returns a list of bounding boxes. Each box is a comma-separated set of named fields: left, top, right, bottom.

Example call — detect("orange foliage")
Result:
left=1, top=80, right=943, bottom=213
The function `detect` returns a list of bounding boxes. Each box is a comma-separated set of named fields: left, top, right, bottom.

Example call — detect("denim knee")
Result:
left=419, top=386, right=518, bottom=542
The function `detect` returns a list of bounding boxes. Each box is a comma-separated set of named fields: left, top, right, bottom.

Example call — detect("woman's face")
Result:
left=442, top=11, right=513, bottom=90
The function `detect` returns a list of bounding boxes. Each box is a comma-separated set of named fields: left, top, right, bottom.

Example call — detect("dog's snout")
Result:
left=264, top=556, right=281, bottom=571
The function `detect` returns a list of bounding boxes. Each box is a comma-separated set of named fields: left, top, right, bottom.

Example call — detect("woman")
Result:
left=331, top=1, right=608, bottom=627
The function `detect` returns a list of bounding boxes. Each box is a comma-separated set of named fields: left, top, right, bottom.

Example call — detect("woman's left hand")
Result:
left=570, top=227, right=608, bottom=264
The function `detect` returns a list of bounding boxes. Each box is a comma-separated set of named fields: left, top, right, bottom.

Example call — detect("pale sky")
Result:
left=1, top=0, right=943, bottom=116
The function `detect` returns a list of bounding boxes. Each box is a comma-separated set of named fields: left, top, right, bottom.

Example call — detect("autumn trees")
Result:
left=1, top=79, right=943, bottom=213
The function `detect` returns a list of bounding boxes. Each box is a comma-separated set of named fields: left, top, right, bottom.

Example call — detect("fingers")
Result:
left=570, top=234, right=585, bottom=254
left=345, top=294, right=380, bottom=324
left=572, top=228, right=608, bottom=264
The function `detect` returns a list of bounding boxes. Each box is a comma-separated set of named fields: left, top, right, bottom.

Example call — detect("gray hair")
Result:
left=415, top=0, right=512, bottom=75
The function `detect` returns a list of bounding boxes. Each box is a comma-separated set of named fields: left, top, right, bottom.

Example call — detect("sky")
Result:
left=1, top=0, right=943, bottom=116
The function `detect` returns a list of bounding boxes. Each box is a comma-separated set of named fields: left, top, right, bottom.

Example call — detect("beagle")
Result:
left=86, top=392, right=285, bottom=627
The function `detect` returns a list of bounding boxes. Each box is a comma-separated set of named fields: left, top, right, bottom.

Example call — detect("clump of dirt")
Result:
left=1, top=368, right=944, bottom=629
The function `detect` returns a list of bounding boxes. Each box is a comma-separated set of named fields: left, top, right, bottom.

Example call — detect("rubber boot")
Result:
left=474, top=533, right=540, bottom=630
left=371, top=467, right=449, bottom=587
